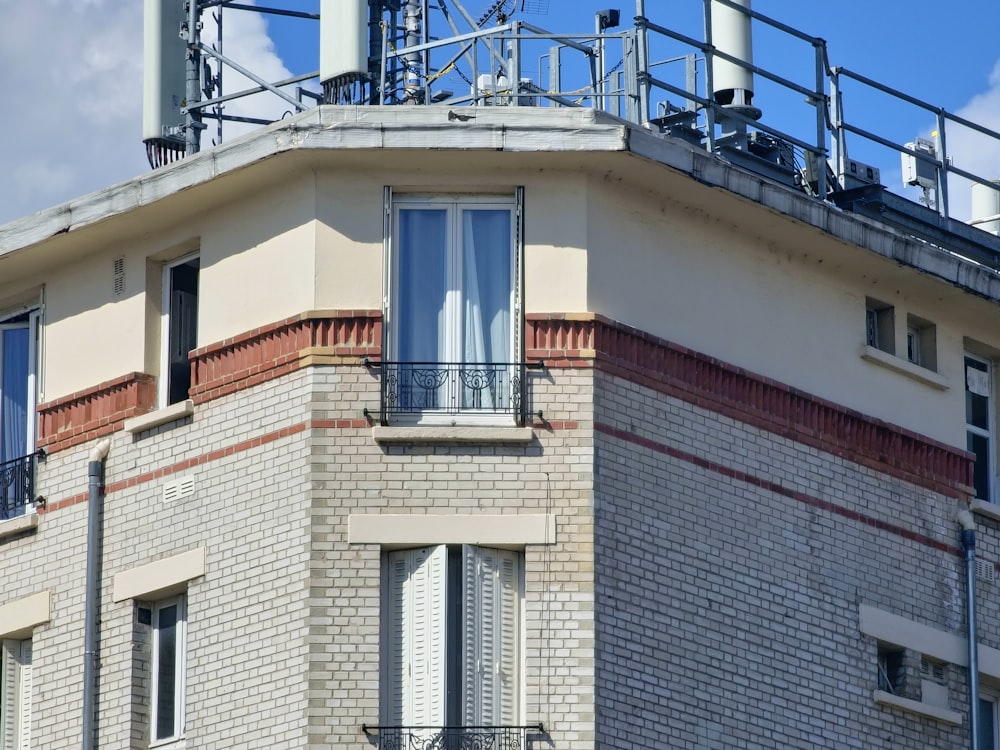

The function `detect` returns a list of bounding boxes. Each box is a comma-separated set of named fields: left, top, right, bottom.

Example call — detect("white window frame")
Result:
left=381, top=545, right=524, bottom=729
left=966, top=353, right=995, bottom=503
left=150, top=596, right=186, bottom=747
left=384, top=190, right=524, bottom=426
left=159, top=254, right=200, bottom=408
left=0, top=638, right=32, bottom=750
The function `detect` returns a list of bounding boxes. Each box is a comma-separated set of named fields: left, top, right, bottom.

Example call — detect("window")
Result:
left=906, top=314, right=937, bottom=370
left=0, top=308, right=39, bottom=521
left=382, top=545, right=522, bottom=729
left=160, top=257, right=199, bottom=406
left=877, top=644, right=905, bottom=695
left=0, top=639, right=32, bottom=750
left=980, top=695, right=1000, bottom=750
left=966, top=354, right=994, bottom=502
left=386, top=192, right=522, bottom=422
left=136, top=596, right=186, bottom=746
left=0, top=310, right=38, bottom=464
left=865, top=298, right=894, bottom=354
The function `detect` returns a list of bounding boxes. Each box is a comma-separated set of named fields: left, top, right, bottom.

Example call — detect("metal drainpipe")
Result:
left=959, top=509, right=980, bottom=750
left=82, top=438, right=111, bottom=750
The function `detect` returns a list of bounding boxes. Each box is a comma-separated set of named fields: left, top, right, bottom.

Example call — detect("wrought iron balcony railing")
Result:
left=0, top=449, right=44, bottom=520
left=364, top=361, right=543, bottom=425
left=362, top=724, right=544, bottom=750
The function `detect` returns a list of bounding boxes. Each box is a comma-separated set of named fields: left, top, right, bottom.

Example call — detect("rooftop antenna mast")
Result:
left=144, top=0, right=323, bottom=168
left=142, top=0, right=550, bottom=167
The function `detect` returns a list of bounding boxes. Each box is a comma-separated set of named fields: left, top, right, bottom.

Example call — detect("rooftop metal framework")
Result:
left=150, top=0, right=1000, bottom=266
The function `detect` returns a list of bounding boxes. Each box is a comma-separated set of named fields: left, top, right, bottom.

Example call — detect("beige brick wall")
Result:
left=306, top=365, right=598, bottom=749
left=593, top=368, right=974, bottom=749
left=0, top=363, right=601, bottom=749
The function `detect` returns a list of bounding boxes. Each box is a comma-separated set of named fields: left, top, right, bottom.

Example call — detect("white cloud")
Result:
left=0, top=0, right=294, bottom=226
left=945, top=60, right=1000, bottom=222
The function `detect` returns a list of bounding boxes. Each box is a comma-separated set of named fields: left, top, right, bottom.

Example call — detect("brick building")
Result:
left=0, top=9, right=999, bottom=750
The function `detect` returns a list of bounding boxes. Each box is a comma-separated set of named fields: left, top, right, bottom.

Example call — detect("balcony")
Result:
left=365, top=362, right=542, bottom=425
left=0, top=450, right=43, bottom=520
left=362, top=725, right=544, bottom=750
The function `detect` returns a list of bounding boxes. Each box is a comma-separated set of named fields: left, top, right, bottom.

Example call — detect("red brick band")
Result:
left=37, top=372, right=156, bottom=453
left=528, top=313, right=972, bottom=497
left=37, top=311, right=973, bottom=499
left=189, top=310, right=382, bottom=403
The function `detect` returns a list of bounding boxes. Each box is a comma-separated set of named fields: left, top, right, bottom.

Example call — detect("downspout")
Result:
left=959, top=509, right=980, bottom=750
left=82, top=438, right=111, bottom=750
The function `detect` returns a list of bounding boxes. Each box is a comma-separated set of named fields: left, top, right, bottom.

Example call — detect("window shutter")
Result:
left=385, top=551, right=409, bottom=726
left=463, top=547, right=521, bottom=726
left=496, top=550, right=520, bottom=725
left=15, top=642, right=29, bottom=750
left=462, top=546, right=496, bottom=725
left=386, top=547, right=447, bottom=726
left=1, top=641, right=16, bottom=750
left=410, top=546, right=447, bottom=727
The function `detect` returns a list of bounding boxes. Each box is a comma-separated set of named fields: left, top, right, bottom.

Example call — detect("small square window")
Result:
left=865, top=298, right=894, bottom=355
left=906, top=314, right=937, bottom=371
left=877, top=645, right=905, bottom=695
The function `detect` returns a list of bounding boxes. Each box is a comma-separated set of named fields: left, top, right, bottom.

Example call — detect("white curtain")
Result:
left=0, top=327, right=29, bottom=465
left=462, top=209, right=511, bottom=365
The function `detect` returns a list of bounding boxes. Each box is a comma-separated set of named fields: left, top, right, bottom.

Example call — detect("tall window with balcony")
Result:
left=0, top=309, right=38, bottom=520
left=966, top=354, right=994, bottom=502
left=384, top=192, right=523, bottom=424
left=379, top=545, right=523, bottom=748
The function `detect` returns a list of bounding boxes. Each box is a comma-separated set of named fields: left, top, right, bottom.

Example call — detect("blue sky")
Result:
left=256, top=1, right=1000, bottom=216
left=3, top=1, right=1000, bottom=224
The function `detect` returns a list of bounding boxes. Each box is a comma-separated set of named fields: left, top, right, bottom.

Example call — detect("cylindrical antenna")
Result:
left=320, top=0, right=370, bottom=103
left=142, top=0, right=188, bottom=167
left=971, top=181, right=1000, bottom=236
left=710, top=0, right=757, bottom=116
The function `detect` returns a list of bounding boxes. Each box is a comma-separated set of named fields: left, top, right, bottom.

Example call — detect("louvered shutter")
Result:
left=15, top=642, right=29, bottom=750
left=1, top=641, right=16, bottom=750
left=386, top=547, right=447, bottom=726
left=462, top=546, right=494, bottom=725
left=496, top=551, right=520, bottom=725
left=462, top=547, right=521, bottom=726
left=385, top=551, right=409, bottom=726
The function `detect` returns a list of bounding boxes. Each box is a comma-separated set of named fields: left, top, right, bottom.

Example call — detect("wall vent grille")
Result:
left=162, top=475, right=195, bottom=503
left=112, top=257, right=126, bottom=297
left=977, top=559, right=996, bottom=584
left=920, top=657, right=947, bottom=685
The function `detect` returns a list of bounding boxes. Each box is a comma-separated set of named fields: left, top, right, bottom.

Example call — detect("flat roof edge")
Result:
left=0, top=107, right=629, bottom=256
left=627, top=127, right=1000, bottom=304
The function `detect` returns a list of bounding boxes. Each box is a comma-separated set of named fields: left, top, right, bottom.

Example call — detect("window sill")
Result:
left=873, top=690, right=961, bottom=725
left=0, top=513, right=38, bottom=541
left=124, top=400, right=194, bottom=435
left=860, top=346, right=948, bottom=390
left=373, top=426, right=534, bottom=444
left=970, top=498, right=1000, bottom=522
